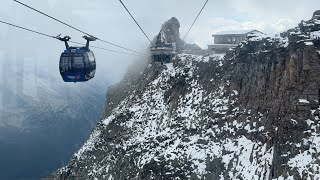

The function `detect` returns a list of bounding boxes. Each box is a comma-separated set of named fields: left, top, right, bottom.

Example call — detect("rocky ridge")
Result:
left=49, top=12, right=320, bottom=180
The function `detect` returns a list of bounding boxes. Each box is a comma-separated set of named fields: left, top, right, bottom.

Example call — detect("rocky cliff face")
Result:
left=50, top=12, right=320, bottom=180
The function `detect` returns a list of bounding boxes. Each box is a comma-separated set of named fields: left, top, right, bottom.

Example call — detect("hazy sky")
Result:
left=3, top=0, right=319, bottom=46
left=0, top=0, right=319, bottom=86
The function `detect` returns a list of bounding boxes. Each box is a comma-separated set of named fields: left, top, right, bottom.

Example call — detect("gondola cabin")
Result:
left=59, top=47, right=96, bottom=82
left=57, top=35, right=97, bottom=83
left=150, top=43, right=175, bottom=64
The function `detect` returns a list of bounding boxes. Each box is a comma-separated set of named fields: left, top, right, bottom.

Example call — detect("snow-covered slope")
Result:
left=51, top=52, right=276, bottom=179
left=50, top=12, right=320, bottom=179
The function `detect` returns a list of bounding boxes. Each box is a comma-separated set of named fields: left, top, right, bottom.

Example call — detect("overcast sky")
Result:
left=3, top=0, right=319, bottom=47
left=0, top=0, right=319, bottom=88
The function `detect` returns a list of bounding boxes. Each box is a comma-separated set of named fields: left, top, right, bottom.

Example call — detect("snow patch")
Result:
left=306, top=119, right=314, bottom=126
left=299, top=99, right=310, bottom=103
left=247, top=32, right=269, bottom=42
left=304, top=41, right=314, bottom=46
left=280, top=37, right=289, bottom=48
left=310, top=30, right=320, bottom=39
left=103, top=115, right=115, bottom=126
left=232, top=90, right=239, bottom=96
left=288, top=151, right=314, bottom=177
left=74, top=129, right=101, bottom=160
left=290, top=119, right=298, bottom=124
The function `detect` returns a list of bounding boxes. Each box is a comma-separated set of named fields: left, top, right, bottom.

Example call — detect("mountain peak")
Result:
left=153, top=17, right=184, bottom=52
left=313, top=10, right=320, bottom=18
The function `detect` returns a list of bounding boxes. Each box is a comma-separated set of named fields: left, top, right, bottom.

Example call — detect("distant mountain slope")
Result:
left=51, top=11, right=320, bottom=179
left=0, top=64, right=107, bottom=180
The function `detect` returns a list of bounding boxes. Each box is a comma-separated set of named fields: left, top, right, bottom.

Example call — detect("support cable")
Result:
left=0, top=20, right=143, bottom=56
left=118, top=0, right=153, bottom=44
left=13, top=0, right=144, bottom=55
left=183, top=0, right=209, bottom=41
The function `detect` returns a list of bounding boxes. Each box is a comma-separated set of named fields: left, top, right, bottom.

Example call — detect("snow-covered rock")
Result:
left=50, top=11, right=320, bottom=180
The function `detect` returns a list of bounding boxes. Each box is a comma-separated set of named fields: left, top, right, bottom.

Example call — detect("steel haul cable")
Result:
left=118, top=0, right=153, bottom=44
left=0, top=20, right=144, bottom=56
left=183, top=0, right=209, bottom=41
left=0, top=20, right=54, bottom=39
left=13, top=0, right=144, bottom=55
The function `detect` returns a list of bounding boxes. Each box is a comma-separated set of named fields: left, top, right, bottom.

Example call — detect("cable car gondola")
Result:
left=57, top=35, right=97, bottom=83
left=150, top=30, right=176, bottom=64
left=150, top=43, right=175, bottom=64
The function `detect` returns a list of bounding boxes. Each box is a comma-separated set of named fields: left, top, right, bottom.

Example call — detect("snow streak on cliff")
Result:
left=51, top=53, right=277, bottom=180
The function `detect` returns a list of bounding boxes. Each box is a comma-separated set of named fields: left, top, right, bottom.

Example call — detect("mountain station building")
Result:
left=207, top=30, right=261, bottom=54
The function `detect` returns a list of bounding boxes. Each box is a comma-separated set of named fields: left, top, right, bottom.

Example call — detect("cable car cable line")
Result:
left=0, top=20, right=142, bottom=56
left=70, top=41, right=143, bottom=56
left=13, top=0, right=88, bottom=35
left=0, top=20, right=55, bottom=39
left=183, top=0, right=209, bottom=41
left=13, top=0, right=144, bottom=55
left=118, top=0, right=153, bottom=44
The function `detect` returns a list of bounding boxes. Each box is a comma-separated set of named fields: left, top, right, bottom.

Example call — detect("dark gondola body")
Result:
left=150, top=43, right=175, bottom=64
left=150, top=30, right=176, bottom=64
left=59, top=48, right=96, bottom=82
left=57, top=35, right=97, bottom=83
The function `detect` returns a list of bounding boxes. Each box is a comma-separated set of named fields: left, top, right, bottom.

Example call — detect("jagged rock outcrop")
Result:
left=49, top=11, right=320, bottom=180
left=152, top=17, right=184, bottom=52
left=313, top=10, right=320, bottom=18
left=103, top=17, right=184, bottom=119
